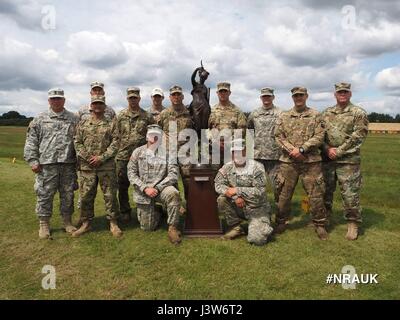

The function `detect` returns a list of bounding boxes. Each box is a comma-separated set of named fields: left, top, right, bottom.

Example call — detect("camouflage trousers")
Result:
left=217, top=195, right=273, bottom=246
left=79, top=170, right=119, bottom=221
left=136, top=186, right=181, bottom=231
left=34, top=163, right=77, bottom=218
left=178, top=162, right=191, bottom=201
left=116, top=160, right=131, bottom=215
left=256, top=159, right=281, bottom=206
left=322, top=162, right=362, bottom=223
left=276, top=162, right=327, bottom=226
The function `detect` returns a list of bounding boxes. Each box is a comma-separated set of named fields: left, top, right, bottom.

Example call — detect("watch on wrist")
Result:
left=299, top=147, right=305, bottom=154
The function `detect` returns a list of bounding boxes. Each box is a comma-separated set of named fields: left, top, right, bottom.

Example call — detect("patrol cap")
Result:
left=91, top=95, right=106, bottom=104
left=146, top=124, right=163, bottom=137
left=48, top=88, right=64, bottom=99
left=291, top=86, right=308, bottom=95
left=151, top=88, right=164, bottom=97
left=90, top=81, right=104, bottom=89
left=230, top=138, right=246, bottom=152
left=217, top=82, right=231, bottom=92
left=127, top=87, right=140, bottom=98
left=169, top=85, right=183, bottom=94
left=260, top=87, right=274, bottom=96
left=335, top=82, right=351, bottom=92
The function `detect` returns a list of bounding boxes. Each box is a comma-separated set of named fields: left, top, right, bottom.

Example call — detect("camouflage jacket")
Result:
left=275, top=106, right=325, bottom=163
left=115, top=107, right=154, bottom=161
left=77, top=104, right=116, bottom=121
left=247, top=105, right=282, bottom=160
left=127, top=144, right=178, bottom=204
left=74, top=117, right=119, bottom=171
left=215, top=159, right=267, bottom=209
left=208, top=101, right=247, bottom=131
left=147, top=105, right=165, bottom=125
left=24, top=108, right=79, bottom=166
left=322, top=102, right=368, bottom=164
left=158, top=105, right=193, bottom=147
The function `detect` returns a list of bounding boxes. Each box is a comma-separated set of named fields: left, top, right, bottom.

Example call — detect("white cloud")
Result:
left=375, top=65, right=400, bottom=95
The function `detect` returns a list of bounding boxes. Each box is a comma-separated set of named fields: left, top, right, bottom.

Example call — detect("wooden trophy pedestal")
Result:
left=184, top=164, right=223, bottom=237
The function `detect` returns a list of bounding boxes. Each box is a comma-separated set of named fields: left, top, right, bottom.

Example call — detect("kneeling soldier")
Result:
left=73, top=95, right=122, bottom=237
left=127, top=124, right=182, bottom=245
left=215, top=139, right=273, bottom=246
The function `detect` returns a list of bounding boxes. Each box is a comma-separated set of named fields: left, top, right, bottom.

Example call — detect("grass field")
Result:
left=0, top=126, right=399, bottom=300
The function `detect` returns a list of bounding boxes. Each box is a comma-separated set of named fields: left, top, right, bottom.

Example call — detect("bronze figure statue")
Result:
left=189, top=61, right=211, bottom=138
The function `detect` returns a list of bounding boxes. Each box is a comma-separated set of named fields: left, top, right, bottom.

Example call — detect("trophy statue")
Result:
left=184, top=61, right=223, bottom=237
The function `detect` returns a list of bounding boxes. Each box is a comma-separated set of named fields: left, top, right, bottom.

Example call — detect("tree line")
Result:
left=1, top=111, right=399, bottom=126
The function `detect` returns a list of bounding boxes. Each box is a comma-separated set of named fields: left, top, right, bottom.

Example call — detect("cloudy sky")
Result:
left=1, top=0, right=400, bottom=116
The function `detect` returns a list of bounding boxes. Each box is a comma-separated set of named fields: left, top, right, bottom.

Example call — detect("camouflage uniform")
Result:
left=208, top=101, right=247, bottom=168
left=159, top=105, right=193, bottom=198
left=275, top=106, right=327, bottom=226
left=215, top=159, right=273, bottom=245
left=24, top=108, right=78, bottom=218
left=148, top=105, right=165, bottom=125
left=127, top=145, right=181, bottom=231
left=322, top=102, right=368, bottom=222
left=74, top=116, right=120, bottom=221
left=77, top=104, right=116, bottom=121
left=248, top=104, right=282, bottom=206
left=115, top=107, right=154, bottom=216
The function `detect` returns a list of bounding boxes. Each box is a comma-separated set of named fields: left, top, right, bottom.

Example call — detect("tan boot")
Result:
left=110, top=219, right=123, bottom=238
left=168, top=225, right=182, bottom=244
left=221, top=225, right=245, bottom=240
left=39, top=217, right=51, bottom=239
left=72, top=220, right=91, bottom=237
left=62, top=215, right=77, bottom=234
left=315, top=225, right=329, bottom=240
left=346, top=222, right=359, bottom=240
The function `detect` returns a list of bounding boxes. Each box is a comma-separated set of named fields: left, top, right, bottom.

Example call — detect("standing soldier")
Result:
left=127, top=124, right=182, bottom=244
left=247, top=87, right=282, bottom=210
left=115, top=87, right=154, bottom=223
left=148, top=88, right=165, bottom=125
left=215, top=139, right=273, bottom=245
left=274, top=87, right=328, bottom=240
left=24, top=88, right=78, bottom=239
left=322, top=82, right=369, bottom=240
left=208, top=82, right=247, bottom=169
left=158, top=85, right=193, bottom=201
left=77, top=81, right=116, bottom=121
left=73, top=95, right=122, bottom=237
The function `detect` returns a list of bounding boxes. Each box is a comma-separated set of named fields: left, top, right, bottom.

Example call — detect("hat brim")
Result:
left=170, top=90, right=182, bottom=94
left=260, top=93, right=274, bottom=97
left=292, top=91, right=307, bottom=96
left=91, top=85, right=104, bottom=89
left=151, top=93, right=164, bottom=97
left=49, top=95, right=65, bottom=98
left=217, top=88, right=230, bottom=92
left=91, top=100, right=105, bottom=104
left=127, top=94, right=140, bottom=98
left=335, top=88, right=351, bottom=92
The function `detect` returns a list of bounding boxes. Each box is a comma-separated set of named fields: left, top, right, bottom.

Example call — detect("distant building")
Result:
left=368, top=123, right=400, bottom=134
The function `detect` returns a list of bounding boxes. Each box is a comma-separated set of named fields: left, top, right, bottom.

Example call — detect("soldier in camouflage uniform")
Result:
left=73, top=95, right=122, bottom=237
left=215, top=139, right=273, bottom=245
left=115, top=87, right=154, bottom=223
left=158, top=85, right=193, bottom=201
left=274, top=87, right=328, bottom=240
left=322, top=82, right=369, bottom=240
left=77, top=81, right=116, bottom=121
left=208, top=82, right=247, bottom=170
left=148, top=88, right=165, bottom=125
left=127, top=124, right=182, bottom=244
left=247, top=87, right=282, bottom=209
left=24, top=88, right=79, bottom=239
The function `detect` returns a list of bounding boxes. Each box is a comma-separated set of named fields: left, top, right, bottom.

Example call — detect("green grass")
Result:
left=0, top=126, right=399, bottom=299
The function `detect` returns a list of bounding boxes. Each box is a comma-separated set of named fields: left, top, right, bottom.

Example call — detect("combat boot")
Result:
left=119, top=212, right=131, bottom=224
left=346, top=222, right=359, bottom=240
left=72, top=220, right=91, bottom=237
left=39, top=217, right=51, bottom=239
left=168, top=225, right=182, bottom=245
left=273, top=223, right=287, bottom=235
left=62, top=215, right=77, bottom=234
left=221, top=225, right=245, bottom=240
left=315, top=225, right=328, bottom=240
left=110, top=219, right=123, bottom=238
